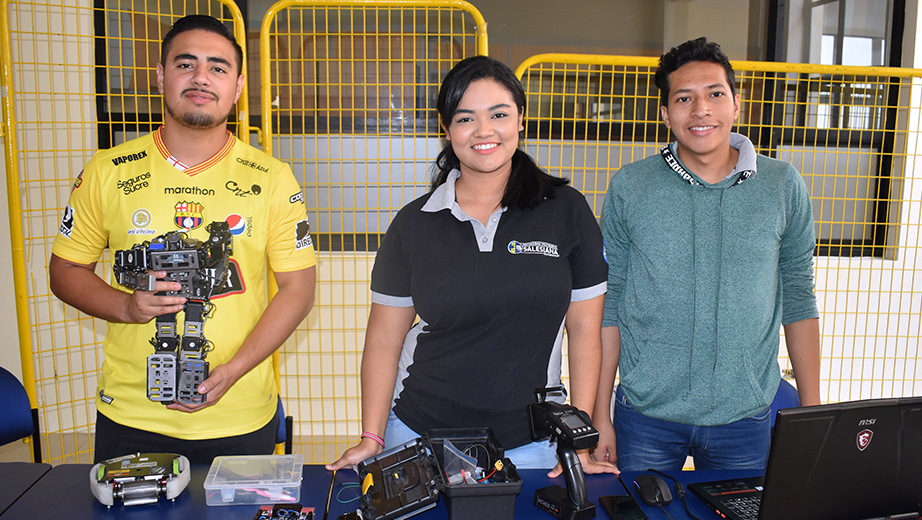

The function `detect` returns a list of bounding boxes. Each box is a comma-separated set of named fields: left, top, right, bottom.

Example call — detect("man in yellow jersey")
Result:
left=49, top=15, right=316, bottom=464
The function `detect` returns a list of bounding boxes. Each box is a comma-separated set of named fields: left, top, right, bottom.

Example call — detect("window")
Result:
left=93, top=1, right=243, bottom=149
left=770, top=0, right=904, bottom=257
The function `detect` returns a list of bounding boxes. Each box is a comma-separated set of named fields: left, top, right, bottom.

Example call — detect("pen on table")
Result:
left=321, top=469, right=336, bottom=520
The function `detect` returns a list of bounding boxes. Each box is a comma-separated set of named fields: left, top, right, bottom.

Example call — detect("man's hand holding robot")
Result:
left=112, top=222, right=234, bottom=407
left=122, top=273, right=187, bottom=324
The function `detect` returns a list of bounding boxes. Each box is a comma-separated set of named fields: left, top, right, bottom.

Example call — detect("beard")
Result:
left=165, top=91, right=230, bottom=130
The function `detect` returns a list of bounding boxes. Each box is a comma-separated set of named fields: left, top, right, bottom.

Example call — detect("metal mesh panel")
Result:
left=259, top=0, right=486, bottom=462
left=0, top=0, right=246, bottom=464
left=518, top=54, right=922, bottom=402
left=6, top=2, right=919, bottom=467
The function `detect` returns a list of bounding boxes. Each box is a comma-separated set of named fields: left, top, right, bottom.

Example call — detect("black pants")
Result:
left=93, top=409, right=279, bottom=464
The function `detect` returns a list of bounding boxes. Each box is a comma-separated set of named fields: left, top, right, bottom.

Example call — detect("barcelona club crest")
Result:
left=174, top=201, right=204, bottom=230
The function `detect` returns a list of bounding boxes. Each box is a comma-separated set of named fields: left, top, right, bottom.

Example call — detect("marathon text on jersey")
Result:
left=164, top=186, right=216, bottom=196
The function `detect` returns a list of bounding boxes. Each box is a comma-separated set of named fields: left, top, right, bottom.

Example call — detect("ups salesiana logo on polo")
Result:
left=507, top=240, right=559, bottom=258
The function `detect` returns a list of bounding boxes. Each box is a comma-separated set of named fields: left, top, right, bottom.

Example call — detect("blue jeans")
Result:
left=384, top=410, right=559, bottom=469
left=613, top=386, right=770, bottom=471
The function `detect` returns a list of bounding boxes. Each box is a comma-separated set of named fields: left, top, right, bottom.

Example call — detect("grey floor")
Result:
left=0, top=438, right=35, bottom=463
left=0, top=432, right=94, bottom=464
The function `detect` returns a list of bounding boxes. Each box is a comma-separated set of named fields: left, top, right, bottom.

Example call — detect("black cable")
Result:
left=321, top=470, right=336, bottom=520
left=616, top=473, right=632, bottom=495
left=646, top=468, right=704, bottom=520
left=658, top=503, right=676, bottom=520
left=681, top=500, right=704, bottom=520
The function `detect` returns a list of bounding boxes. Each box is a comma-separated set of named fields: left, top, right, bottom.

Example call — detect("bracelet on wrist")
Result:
left=361, top=431, right=385, bottom=448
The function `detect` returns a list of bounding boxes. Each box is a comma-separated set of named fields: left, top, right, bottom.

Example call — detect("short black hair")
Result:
left=654, top=37, right=736, bottom=107
left=161, top=15, right=243, bottom=75
left=432, top=56, right=567, bottom=209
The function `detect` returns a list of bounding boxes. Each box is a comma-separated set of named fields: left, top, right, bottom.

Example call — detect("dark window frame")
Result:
left=93, top=0, right=247, bottom=149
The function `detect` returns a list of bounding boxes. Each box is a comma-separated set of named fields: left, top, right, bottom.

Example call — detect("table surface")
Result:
left=0, top=462, right=51, bottom=516
left=0, top=462, right=759, bottom=520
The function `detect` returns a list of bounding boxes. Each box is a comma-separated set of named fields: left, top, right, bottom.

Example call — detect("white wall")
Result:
left=662, top=0, right=750, bottom=58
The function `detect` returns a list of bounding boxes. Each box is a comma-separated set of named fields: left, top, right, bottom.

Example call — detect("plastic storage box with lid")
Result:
left=203, top=454, right=303, bottom=505
left=357, top=428, right=521, bottom=520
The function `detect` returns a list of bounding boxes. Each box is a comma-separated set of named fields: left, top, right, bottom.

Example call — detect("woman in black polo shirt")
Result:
left=328, top=56, right=615, bottom=475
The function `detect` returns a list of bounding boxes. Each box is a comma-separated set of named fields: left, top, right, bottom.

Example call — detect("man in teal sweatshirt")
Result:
left=593, top=37, right=821, bottom=471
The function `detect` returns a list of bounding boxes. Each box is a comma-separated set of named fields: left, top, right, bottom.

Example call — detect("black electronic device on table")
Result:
left=254, top=503, right=315, bottom=520
left=349, top=429, right=521, bottom=520
left=599, top=475, right=649, bottom=520
left=688, top=396, right=922, bottom=520
left=355, top=439, right=440, bottom=520
left=599, top=495, right=648, bottom=520
left=527, top=386, right=598, bottom=520
left=632, top=474, right=672, bottom=507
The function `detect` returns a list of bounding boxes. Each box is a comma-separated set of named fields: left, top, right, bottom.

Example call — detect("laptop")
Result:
left=688, top=396, right=922, bottom=520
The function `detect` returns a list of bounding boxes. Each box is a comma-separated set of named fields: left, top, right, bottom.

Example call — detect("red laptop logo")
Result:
left=857, top=429, right=873, bottom=451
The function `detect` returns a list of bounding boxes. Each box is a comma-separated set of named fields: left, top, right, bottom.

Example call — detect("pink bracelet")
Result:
left=361, top=431, right=385, bottom=448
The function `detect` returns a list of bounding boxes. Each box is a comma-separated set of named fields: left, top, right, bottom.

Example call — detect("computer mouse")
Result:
left=634, top=473, right=673, bottom=506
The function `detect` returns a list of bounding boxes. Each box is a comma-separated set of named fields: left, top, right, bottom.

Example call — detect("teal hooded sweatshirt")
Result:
left=601, top=133, right=818, bottom=426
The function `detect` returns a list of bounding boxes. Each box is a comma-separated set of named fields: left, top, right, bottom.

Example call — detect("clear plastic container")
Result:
left=203, top=454, right=303, bottom=506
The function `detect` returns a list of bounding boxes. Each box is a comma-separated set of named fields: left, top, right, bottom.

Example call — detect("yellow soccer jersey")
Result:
left=52, top=127, right=316, bottom=439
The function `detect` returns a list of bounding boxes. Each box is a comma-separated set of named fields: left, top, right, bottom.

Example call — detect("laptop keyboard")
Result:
left=724, top=495, right=762, bottom=520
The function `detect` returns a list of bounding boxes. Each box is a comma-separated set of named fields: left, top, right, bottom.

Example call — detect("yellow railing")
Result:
left=4, top=3, right=920, bottom=466
left=0, top=0, right=248, bottom=464
left=0, top=0, right=35, bottom=461
left=259, top=0, right=487, bottom=462
left=517, top=53, right=922, bottom=402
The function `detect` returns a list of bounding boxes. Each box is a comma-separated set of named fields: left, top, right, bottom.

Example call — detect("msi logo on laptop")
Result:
left=857, top=429, right=874, bottom=451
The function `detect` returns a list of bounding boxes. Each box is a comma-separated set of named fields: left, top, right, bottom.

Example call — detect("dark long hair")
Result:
left=432, top=56, right=567, bottom=209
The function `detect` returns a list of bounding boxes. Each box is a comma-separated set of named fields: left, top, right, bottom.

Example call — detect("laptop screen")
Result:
left=758, top=396, right=922, bottom=520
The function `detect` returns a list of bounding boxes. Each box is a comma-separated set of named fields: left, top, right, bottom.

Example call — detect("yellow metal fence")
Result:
left=3, top=2, right=920, bottom=466
left=259, top=0, right=487, bottom=461
left=0, top=0, right=248, bottom=464
left=517, top=54, right=922, bottom=401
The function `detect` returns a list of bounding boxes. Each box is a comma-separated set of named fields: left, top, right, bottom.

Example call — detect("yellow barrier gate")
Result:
left=517, top=54, right=922, bottom=402
left=259, top=0, right=486, bottom=462
left=0, top=0, right=247, bottom=464
left=4, top=2, right=919, bottom=466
